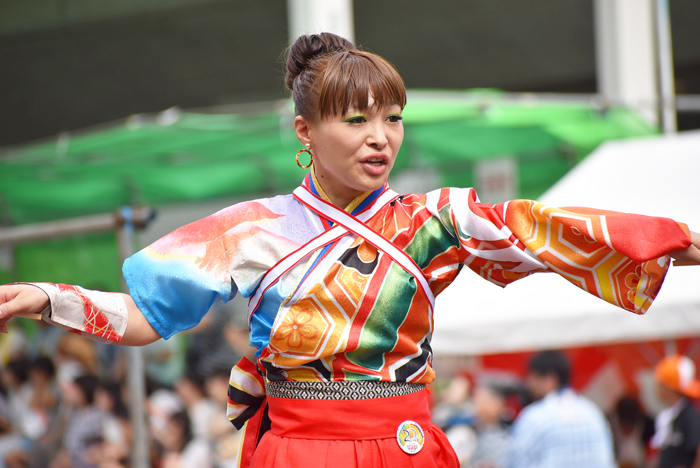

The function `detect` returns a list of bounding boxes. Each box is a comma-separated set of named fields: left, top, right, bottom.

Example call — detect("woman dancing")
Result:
left=1, top=33, right=699, bottom=468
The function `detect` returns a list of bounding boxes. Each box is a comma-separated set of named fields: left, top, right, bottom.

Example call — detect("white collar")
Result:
left=651, top=398, right=687, bottom=449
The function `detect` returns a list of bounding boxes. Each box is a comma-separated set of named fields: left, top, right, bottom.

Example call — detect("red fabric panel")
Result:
left=239, top=400, right=269, bottom=468
left=249, top=390, right=459, bottom=468
left=250, top=429, right=458, bottom=468
left=267, top=391, right=432, bottom=440
left=560, top=208, right=691, bottom=264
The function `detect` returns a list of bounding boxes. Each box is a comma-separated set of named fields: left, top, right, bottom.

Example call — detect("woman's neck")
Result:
left=311, top=169, right=362, bottom=210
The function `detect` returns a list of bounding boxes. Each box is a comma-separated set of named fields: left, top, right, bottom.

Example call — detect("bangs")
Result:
left=317, top=50, right=406, bottom=119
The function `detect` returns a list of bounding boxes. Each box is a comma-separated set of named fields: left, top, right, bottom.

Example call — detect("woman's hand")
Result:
left=0, top=284, right=50, bottom=332
left=670, top=231, right=700, bottom=266
left=0, top=283, right=161, bottom=346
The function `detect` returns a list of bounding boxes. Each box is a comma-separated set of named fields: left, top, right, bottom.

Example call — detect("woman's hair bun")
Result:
left=285, top=32, right=354, bottom=91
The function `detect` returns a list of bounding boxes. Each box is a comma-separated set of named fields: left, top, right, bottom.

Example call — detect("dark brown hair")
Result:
left=285, top=32, right=407, bottom=121
left=528, top=350, right=570, bottom=388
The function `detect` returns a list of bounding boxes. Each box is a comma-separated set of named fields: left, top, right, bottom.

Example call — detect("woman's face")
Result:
left=296, top=96, right=404, bottom=208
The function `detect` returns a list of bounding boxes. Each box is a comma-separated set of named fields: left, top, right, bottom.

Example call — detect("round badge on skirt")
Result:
left=396, top=420, right=425, bottom=454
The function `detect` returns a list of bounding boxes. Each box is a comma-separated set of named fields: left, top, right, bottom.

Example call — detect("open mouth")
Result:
left=364, top=158, right=387, bottom=166
left=361, top=155, right=390, bottom=176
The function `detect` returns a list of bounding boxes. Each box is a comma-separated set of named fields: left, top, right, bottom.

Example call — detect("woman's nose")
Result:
left=367, top=122, right=388, bottom=148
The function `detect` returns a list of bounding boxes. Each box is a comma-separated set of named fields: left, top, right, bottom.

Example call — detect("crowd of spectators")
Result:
left=2, top=309, right=699, bottom=468
left=431, top=351, right=700, bottom=468
left=0, top=305, right=252, bottom=468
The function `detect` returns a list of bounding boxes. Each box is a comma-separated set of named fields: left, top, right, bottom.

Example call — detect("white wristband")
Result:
left=28, top=283, right=128, bottom=344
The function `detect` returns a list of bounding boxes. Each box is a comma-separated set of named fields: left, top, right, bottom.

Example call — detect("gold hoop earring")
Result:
left=296, top=148, right=313, bottom=169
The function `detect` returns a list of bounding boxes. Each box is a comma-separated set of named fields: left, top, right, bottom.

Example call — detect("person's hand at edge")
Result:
left=0, top=284, right=49, bottom=332
left=671, top=231, right=700, bottom=266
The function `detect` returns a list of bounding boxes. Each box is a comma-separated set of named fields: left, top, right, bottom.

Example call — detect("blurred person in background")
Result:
left=185, top=305, right=244, bottom=378
left=153, top=409, right=213, bottom=468
left=205, top=368, right=241, bottom=468
left=468, top=384, right=511, bottom=468
left=432, top=373, right=475, bottom=430
left=223, top=308, right=258, bottom=362
left=0, top=324, right=28, bottom=366
left=0, top=357, right=60, bottom=466
left=2, top=357, right=61, bottom=467
left=54, top=334, right=98, bottom=383
left=26, top=358, right=59, bottom=430
left=83, top=380, right=131, bottom=468
left=142, top=332, right=186, bottom=389
left=147, top=386, right=183, bottom=437
left=50, top=374, right=103, bottom=468
left=146, top=385, right=185, bottom=465
left=432, top=374, right=477, bottom=466
left=0, top=359, right=32, bottom=466
left=2, top=31, right=700, bottom=468
left=49, top=335, right=100, bottom=464
left=505, top=350, right=615, bottom=468
left=19, top=321, right=64, bottom=363
left=609, top=396, right=655, bottom=468
left=651, top=355, right=700, bottom=468
left=174, top=371, right=219, bottom=442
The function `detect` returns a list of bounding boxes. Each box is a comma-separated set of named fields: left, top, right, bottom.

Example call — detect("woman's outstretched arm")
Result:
left=427, top=187, right=699, bottom=315
left=0, top=283, right=161, bottom=346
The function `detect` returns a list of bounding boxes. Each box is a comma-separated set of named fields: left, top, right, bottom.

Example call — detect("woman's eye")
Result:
left=386, top=114, right=403, bottom=123
left=345, top=116, right=367, bottom=124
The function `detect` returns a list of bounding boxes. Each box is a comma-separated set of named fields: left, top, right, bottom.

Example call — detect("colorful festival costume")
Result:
left=35, top=173, right=691, bottom=467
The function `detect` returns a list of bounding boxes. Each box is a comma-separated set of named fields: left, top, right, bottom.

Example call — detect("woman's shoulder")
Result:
left=188, top=193, right=304, bottom=232
left=144, top=193, right=306, bottom=257
left=213, top=193, right=298, bottom=218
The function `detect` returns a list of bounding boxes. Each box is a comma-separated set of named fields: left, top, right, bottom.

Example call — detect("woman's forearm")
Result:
left=0, top=283, right=161, bottom=346
left=117, top=292, right=161, bottom=346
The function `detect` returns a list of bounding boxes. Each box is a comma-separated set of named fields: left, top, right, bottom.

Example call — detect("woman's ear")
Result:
left=294, top=115, right=312, bottom=147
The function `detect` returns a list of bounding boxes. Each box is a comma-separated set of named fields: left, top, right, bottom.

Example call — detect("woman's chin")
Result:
left=356, top=171, right=391, bottom=192
left=355, top=180, right=387, bottom=194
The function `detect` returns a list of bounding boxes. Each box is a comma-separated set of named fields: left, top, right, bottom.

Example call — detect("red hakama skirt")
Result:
left=247, top=388, right=459, bottom=468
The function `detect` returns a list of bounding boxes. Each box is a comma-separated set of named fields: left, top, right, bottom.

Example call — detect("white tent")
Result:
left=433, top=130, right=700, bottom=355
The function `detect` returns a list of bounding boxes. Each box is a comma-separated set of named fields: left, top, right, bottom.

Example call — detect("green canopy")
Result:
left=0, top=90, right=656, bottom=290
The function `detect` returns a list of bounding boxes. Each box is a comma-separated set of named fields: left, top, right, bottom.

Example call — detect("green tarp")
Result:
left=14, top=233, right=121, bottom=292
left=0, top=90, right=657, bottom=288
